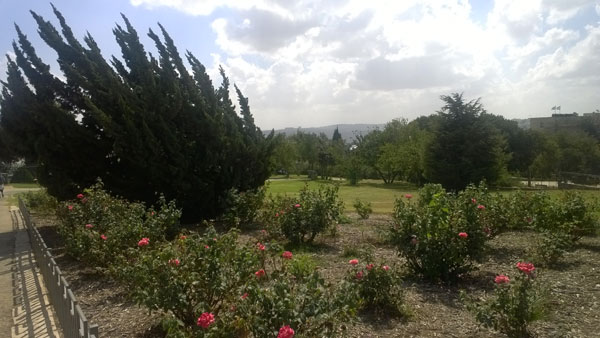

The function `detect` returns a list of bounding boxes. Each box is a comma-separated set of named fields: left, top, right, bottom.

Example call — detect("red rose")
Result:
left=277, top=325, right=295, bottom=338
left=458, top=232, right=468, bottom=238
left=494, top=274, right=510, bottom=284
left=255, top=269, right=265, bottom=278
left=282, top=251, right=293, bottom=259
left=197, top=312, right=215, bottom=329
left=349, top=259, right=359, bottom=265
left=138, top=237, right=150, bottom=247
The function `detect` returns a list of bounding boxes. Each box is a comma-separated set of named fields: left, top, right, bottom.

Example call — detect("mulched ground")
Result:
left=32, top=211, right=600, bottom=338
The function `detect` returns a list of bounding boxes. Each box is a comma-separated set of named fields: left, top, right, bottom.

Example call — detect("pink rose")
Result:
left=180, top=235, right=187, bottom=240
left=349, top=259, right=359, bottom=265
left=81, top=198, right=87, bottom=204
left=100, top=234, right=107, bottom=241
left=67, top=205, right=73, bottom=211
left=477, top=204, right=485, bottom=210
left=241, top=292, right=248, bottom=300
left=76, top=193, right=84, bottom=199
left=382, top=265, right=390, bottom=271
left=275, top=213, right=279, bottom=217
left=277, top=325, right=295, bottom=338
left=495, top=274, right=510, bottom=284
left=197, top=312, right=215, bottom=329
left=205, top=245, right=210, bottom=249
left=85, top=224, right=93, bottom=229
left=458, top=232, right=468, bottom=238
left=282, top=251, right=293, bottom=260
left=169, top=259, right=180, bottom=266
left=257, top=243, right=266, bottom=251
left=255, top=269, right=265, bottom=278
left=471, top=198, right=477, bottom=204
left=516, top=262, right=535, bottom=275
left=356, top=271, right=364, bottom=279
left=366, top=263, right=374, bottom=271
left=404, top=194, right=413, bottom=199
left=294, top=203, right=301, bottom=208
left=138, top=237, right=150, bottom=247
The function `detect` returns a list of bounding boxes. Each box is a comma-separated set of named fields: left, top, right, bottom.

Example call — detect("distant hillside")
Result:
left=267, top=124, right=384, bottom=142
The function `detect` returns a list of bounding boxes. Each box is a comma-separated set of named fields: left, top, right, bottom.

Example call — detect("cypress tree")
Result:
left=0, top=6, right=273, bottom=220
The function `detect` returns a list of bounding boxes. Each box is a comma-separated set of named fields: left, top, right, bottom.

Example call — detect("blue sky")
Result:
left=2, top=0, right=600, bottom=130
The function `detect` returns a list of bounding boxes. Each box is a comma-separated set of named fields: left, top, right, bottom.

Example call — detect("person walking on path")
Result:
left=0, top=175, right=5, bottom=198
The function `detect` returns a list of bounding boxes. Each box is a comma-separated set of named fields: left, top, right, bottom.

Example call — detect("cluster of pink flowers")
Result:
left=197, top=312, right=215, bottom=329
left=255, top=269, right=265, bottom=278
left=168, top=258, right=180, bottom=266
left=257, top=243, right=266, bottom=251
left=458, top=232, right=468, bottom=238
left=494, top=274, right=510, bottom=284
left=282, top=251, right=293, bottom=260
left=138, top=237, right=150, bottom=247
left=277, top=325, right=295, bottom=338
left=516, top=262, right=535, bottom=275
left=349, top=259, right=359, bottom=265
left=382, top=265, right=390, bottom=271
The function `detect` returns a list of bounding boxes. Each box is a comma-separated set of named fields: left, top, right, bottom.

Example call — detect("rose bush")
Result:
left=463, top=262, right=546, bottom=338
left=390, top=183, right=492, bottom=282
left=55, top=182, right=180, bottom=268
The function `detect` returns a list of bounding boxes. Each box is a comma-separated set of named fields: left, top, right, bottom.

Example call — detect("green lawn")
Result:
left=266, top=176, right=418, bottom=214
left=10, top=183, right=42, bottom=189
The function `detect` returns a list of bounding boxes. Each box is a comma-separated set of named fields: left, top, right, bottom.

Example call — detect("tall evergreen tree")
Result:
left=424, top=93, right=506, bottom=191
left=0, top=6, right=273, bottom=220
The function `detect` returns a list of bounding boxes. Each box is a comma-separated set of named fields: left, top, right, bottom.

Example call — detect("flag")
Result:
left=551, top=106, right=557, bottom=110
left=556, top=106, right=561, bottom=110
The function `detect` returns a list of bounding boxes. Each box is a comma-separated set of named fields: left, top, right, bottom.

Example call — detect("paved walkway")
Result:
left=0, top=186, right=62, bottom=338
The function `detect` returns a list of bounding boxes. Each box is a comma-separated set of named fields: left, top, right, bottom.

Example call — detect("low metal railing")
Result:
left=18, top=197, right=99, bottom=338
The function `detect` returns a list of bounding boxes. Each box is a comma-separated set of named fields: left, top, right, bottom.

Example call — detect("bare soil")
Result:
left=33, top=211, right=600, bottom=338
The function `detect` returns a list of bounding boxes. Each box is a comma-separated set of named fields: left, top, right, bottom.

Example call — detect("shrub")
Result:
left=269, top=184, right=344, bottom=244
left=463, top=262, right=546, bottom=338
left=353, top=199, right=373, bottom=220
left=56, top=183, right=180, bottom=267
left=390, top=183, right=491, bottom=282
left=221, top=186, right=267, bottom=228
left=11, top=166, right=35, bottom=183
left=346, top=259, right=405, bottom=317
left=117, top=227, right=260, bottom=327
left=21, top=189, right=58, bottom=215
left=131, top=230, right=360, bottom=337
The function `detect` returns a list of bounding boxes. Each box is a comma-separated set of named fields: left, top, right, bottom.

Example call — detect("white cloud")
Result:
left=130, top=0, right=600, bottom=128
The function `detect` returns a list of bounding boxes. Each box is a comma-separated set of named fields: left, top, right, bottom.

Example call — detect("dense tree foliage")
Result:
left=424, top=93, right=507, bottom=191
left=0, top=6, right=273, bottom=220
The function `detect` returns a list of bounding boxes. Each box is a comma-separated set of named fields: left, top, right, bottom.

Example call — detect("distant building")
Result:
left=528, top=113, right=588, bottom=133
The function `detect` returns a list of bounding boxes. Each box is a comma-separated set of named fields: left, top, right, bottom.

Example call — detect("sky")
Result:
left=1, top=0, right=600, bottom=130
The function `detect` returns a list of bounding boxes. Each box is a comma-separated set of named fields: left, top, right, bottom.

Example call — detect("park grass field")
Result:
left=267, top=175, right=419, bottom=213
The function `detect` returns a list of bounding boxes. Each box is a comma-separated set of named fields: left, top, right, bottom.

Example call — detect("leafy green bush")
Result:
left=125, top=228, right=360, bottom=337
left=463, top=262, right=546, bottom=338
left=268, top=184, right=344, bottom=244
left=346, top=259, right=405, bottom=316
left=21, top=189, right=58, bottom=215
left=221, top=186, right=267, bottom=228
left=11, top=166, right=35, bottom=183
left=353, top=199, right=373, bottom=220
left=56, top=183, right=180, bottom=268
left=390, top=183, right=491, bottom=282
left=117, top=227, right=260, bottom=327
